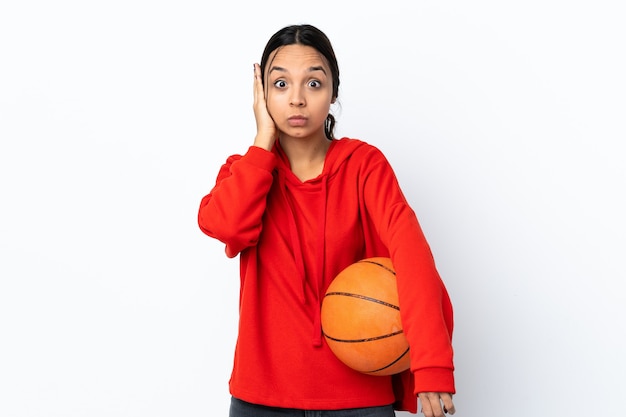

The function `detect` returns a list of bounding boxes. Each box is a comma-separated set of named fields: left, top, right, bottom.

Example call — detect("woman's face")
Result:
left=264, top=44, right=334, bottom=141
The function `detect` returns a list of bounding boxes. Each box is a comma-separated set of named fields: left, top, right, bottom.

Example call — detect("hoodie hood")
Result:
left=273, top=138, right=368, bottom=346
left=274, top=137, right=367, bottom=184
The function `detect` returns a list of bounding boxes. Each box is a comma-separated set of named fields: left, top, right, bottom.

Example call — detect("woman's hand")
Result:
left=252, top=63, right=278, bottom=150
left=418, top=392, right=456, bottom=417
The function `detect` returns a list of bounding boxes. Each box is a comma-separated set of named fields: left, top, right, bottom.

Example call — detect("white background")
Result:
left=1, top=1, right=625, bottom=416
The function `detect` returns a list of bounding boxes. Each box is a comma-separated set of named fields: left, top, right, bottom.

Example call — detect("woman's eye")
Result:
left=308, top=80, right=321, bottom=88
left=273, top=80, right=287, bottom=88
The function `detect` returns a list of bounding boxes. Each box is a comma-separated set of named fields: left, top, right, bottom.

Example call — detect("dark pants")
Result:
left=229, top=397, right=396, bottom=417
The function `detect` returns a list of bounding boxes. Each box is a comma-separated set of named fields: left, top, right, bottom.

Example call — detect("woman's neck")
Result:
left=279, top=135, right=331, bottom=182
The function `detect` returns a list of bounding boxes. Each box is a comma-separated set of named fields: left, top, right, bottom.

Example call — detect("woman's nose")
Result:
left=289, top=88, right=305, bottom=107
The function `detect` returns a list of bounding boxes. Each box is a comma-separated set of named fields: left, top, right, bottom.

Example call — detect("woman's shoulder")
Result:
left=334, top=137, right=388, bottom=161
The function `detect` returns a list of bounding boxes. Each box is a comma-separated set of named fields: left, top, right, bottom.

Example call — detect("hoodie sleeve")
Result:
left=360, top=146, right=455, bottom=395
left=198, top=146, right=277, bottom=258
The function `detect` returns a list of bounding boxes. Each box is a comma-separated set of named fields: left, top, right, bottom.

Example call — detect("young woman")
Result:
left=198, top=24, right=456, bottom=417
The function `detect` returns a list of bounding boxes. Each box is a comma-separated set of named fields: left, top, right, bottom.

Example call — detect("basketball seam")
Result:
left=357, top=259, right=396, bottom=275
left=322, top=329, right=404, bottom=343
left=324, top=291, right=399, bottom=310
left=364, top=346, right=410, bottom=374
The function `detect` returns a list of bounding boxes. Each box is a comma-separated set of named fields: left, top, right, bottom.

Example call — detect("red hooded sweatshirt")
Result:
left=198, top=138, right=454, bottom=413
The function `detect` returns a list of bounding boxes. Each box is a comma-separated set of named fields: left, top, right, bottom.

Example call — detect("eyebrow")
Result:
left=268, top=65, right=327, bottom=75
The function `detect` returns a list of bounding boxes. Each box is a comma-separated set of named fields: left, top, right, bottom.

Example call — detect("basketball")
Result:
left=321, top=257, right=410, bottom=376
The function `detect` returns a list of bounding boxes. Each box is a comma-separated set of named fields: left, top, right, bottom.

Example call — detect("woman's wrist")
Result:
left=253, top=134, right=275, bottom=151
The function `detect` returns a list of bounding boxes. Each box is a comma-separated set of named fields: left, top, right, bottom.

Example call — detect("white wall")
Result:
left=1, top=1, right=624, bottom=416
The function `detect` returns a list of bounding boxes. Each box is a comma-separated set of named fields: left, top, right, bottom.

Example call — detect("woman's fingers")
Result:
left=252, top=63, right=277, bottom=149
left=441, top=393, right=455, bottom=415
left=253, top=63, right=264, bottom=103
left=418, top=392, right=456, bottom=417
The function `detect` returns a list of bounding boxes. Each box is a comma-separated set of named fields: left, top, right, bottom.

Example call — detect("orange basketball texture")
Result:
left=321, top=257, right=410, bottom=376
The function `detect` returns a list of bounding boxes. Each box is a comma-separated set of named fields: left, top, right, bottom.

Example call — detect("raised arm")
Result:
left=198, top=146, right=276, bottom=257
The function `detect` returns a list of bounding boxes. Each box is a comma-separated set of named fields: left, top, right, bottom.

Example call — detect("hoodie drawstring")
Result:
left=278, top=170, right=308, bottom=305
left=311, top=177, right=329, bottom=346
left=276, top=169, right=329, bottom=347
